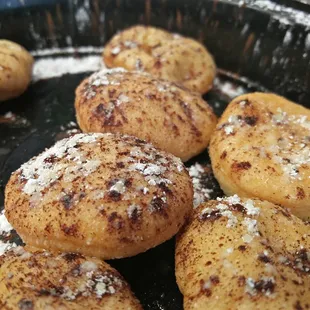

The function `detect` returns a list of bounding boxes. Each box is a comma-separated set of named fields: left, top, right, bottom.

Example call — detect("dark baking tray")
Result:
left=0, top=1, right=309, bottom=309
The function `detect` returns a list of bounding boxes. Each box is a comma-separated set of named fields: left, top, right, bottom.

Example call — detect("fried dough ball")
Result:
left=75, top=69, right=217, bottom=162
left=0, top=247, right=142, bottom=309
left=5, top=133, right=193, bottom=259
left=176, top=196, right=310, bottom=310
left=103, top=25, right=216, bottom=94
left=0, top=40, right=33, bottom=101
left=209, top=93, right=310, bottom=220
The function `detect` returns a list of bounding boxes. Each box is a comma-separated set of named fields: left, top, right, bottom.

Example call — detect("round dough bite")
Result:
left=5, top=133, right=193, bottom=259
left=75, top=69, right=217, bottom=162
left=0, top=247, right=142, bottom=310
left=0, top=40, right=33, bottom=101
left=176, top=196, right=310, bottom=310
left=103, top=25, right=216, bottom=94
left=209, top=93, right=310, bottom=220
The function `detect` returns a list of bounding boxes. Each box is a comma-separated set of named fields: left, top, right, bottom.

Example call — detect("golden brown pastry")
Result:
left=209, top=93, right=310, bottom=220
left=0, top=247, right=142, bottom=309
left=0, top=40, right=33, bottom=101
left=5, top=133, right=193, bottom=259
left=103, top=25, right=216, bottom=94
left=75, top=69, right=217, bottom=162
left=176, top=196, right=310, bottom=310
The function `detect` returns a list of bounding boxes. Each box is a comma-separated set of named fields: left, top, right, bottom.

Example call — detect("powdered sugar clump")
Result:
left=109, top=180, right=126, bottom=194
left=242, top=217, right=259, bottom=243
left=218, top=115, right=243, bottom=136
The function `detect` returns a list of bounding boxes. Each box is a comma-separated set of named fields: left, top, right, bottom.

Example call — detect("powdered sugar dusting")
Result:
left=188, top=163, right=213, bottom=208
left=0, top=209, right=16, bottom=256
left=33, top=55, right=105, bottom=82
left=214, top=77, right=246, bottom=99
left=31, top=46, right=103, bottom=57
left=218, top=115, right=243, bottom=136
left=122, top=138, right=184, bottom=213
left=0, top=240, right=17, bottom=256
left=0, top=210, right=13, bottom=236
left=127, top=142, right=183, bottom=188
left=18, top=133, right=104, bottom=197
left=201, top=196, right=260, bottom=243
left=269, top=109, right=310, bottom=180
left=84, top=68, right=126, bottom=99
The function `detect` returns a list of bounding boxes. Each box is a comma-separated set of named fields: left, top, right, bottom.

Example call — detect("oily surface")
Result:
left=209, top=93, right=310, bottom=220
left=0, top=247, right=142, bottom=310
left=5, top=133, right=193, bottom=259
left=103, top=25, right=216, bottom=94
left=75, top=69, right=217, bottom=162
left=176, top=197, right=310, bottom=310
left=0, top=40, right=33, bottom=102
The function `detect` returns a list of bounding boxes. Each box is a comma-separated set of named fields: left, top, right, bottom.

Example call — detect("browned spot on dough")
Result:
left=294, top=301, right=303, bottom=310
left=296, top=187, right=305, bottom=200
left=210, top=275, right=220, bottom=284
left=258, top=253, right=272, bottom=263
left=149, top=197, right=168, bottom=217
left=154, top=59, right=162, bottom=69
left=108, top=212, right=124, bottom=229
left=61, top=224, right=78, bottom=236
left=280, top=208, right=292, bottom=218
left=244, top=116, right=258, bottom=126
left=238, top=276, right=246, bottom=286
left=220, top=151, right=227, bottom=159
left=108, top=190, right=121, bottom=201
left=200, top=210, right=222, bottom=222
left=18, top=299, right=34, bottom=310
left=116, top=162, right=125, bottom=168
left=238, top=245, right=247, bottom=252
left=60, top=194, right=74, bottom=210
left=231, top=161, right=251, bottom=172
left=62, top=253, right=83, bottom=262
left=230, top=203, right=246, bottom=213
